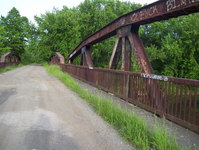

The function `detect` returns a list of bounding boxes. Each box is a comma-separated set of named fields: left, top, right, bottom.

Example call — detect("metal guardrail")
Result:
left=50, top=52, right=65, bottom=65
left=60, top=64, right=199, bottom=133
left=0, top=52, right=20, bottom=70
left=0, top=62, right=20, bottom=69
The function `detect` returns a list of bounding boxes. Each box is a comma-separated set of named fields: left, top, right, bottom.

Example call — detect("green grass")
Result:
left=44, top=63, right=185, bottom=150
left=0, top=64, right=23, bottom=74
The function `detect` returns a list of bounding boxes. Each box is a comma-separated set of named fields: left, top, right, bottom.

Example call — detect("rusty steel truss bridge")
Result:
left=1, top=0, right=199, bottom=133
left=0, top=52, right=20, bottom=69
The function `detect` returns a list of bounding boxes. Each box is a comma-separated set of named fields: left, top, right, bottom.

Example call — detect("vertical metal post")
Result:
left=85, top=46, right=93, bottom=68
left=128, top=26, right=164, bottom=115
left=128, top=26, right=153, bottom=74
left=14, top=56, right=16, bottom=63
left=80, top=54, right=83, bottom=66
left=109, top=38, right=120, bottom=69
left=80, top=46, right=93, bottom=67
left=121, top=37, right=132, bottom=71
left=68, top=59, right=73, bottom=64
left=8, top=57, right=11, bottom=63
left=109, top=25, right=132, bottom=71
left=121, top=37, right=126, bottom=70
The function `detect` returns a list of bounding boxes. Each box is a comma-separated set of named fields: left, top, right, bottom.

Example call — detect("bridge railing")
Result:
left=49, top=52, right=65, bottom=65
left=0, top=52, right=20, bottom=69
left=60, top=64, right=199, bottom=133
left=0, top=62, right=20, bottom=69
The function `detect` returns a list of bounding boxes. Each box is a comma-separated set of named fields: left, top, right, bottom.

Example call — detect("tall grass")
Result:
left=44, top=64, right=185, bottom=150
left=0, top=64, right=23, bottom=74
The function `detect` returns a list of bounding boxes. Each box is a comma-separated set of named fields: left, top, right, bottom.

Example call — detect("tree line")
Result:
left=0, top=0, right=198, bottom=79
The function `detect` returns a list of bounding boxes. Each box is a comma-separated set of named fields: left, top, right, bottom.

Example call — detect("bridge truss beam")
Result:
left=68, top=0, right=199, bottom=73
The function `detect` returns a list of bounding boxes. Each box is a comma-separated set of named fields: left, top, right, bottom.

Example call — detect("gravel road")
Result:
left=74, top=74, right=199, bottom=149
left=0, top=65, right=134, bottom=150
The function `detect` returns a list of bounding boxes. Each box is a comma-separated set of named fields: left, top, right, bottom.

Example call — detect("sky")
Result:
left=0, top=0, right=157, bottom=23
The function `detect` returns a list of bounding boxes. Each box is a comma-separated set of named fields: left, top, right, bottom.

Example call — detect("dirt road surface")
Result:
left=0, top=65, right=134, bottom=150
left=74, top=72, right=199, bottom=149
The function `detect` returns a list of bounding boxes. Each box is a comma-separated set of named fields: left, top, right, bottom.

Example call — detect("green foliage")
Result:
left=34, top=7, right=82, bottom=61
left=132, top=51, right=139, bottom=72
left=44, top=64, right=185, bottom=150
left=77, top=0, right=141, bottom=67
left=78, top=0, right=140, bottom=39
left=152, top=124, right=179, bottom=150
left=20, top=23, right=43, bottom=64
left=0, top=8, right=30, bottom=55
left=0, top=64, right=23, bottom=74
left=0, top=1, right=198, bottom=79
left=0, top=24, right=11, bottom=55
left=32, top=0, right=141, bottom=66
left=140, top=13, right=199, bottom=79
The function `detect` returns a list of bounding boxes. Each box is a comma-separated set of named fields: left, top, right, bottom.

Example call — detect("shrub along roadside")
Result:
left=0, top=64, right=23, bottom=74
left=44, top=64, right=184, bottom=150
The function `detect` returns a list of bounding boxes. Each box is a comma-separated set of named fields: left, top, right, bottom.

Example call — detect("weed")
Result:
left=44, top=64, right=185, bottom=150
left=0, top=64, right=23, bottom=74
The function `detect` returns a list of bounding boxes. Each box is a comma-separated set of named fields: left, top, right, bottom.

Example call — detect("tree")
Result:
left=0, top=24, right=11, bottom=56
left=32, top=0, right=141, bottom=66
left=140, top=13, right=199, bottom=79
left=0, top=7, right=29, bottom=55
left=77, top=0, right=141, bottom=67
left=20, top=22, right=42, bottom=63
left=4, top=0, right=196, bottom=80
left=34, top=7, right=82, bottom=61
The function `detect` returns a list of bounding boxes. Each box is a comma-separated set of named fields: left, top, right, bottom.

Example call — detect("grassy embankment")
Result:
left=44, top=64, right=186, bottom=150
left=0, top=64, right=23, bottom=74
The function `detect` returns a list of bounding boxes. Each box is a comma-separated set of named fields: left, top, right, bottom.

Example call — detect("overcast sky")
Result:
left=0, top=0, right=157, bottom=23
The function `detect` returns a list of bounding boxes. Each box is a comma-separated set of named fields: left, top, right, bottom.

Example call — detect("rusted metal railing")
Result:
left=0, top=52, right=20, bottom=69
left=49, top=0, right=199, bottom=134
left=50, top=52, right=65, bottom=65
left=60, top=64, right=199, bottom=133
left=0, top=62, right=20, bottom=69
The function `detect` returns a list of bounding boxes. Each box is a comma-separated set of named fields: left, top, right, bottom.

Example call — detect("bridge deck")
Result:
left=0, top=65, right=133, bottom=150
left=75, top=76, right=199, bottom=148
